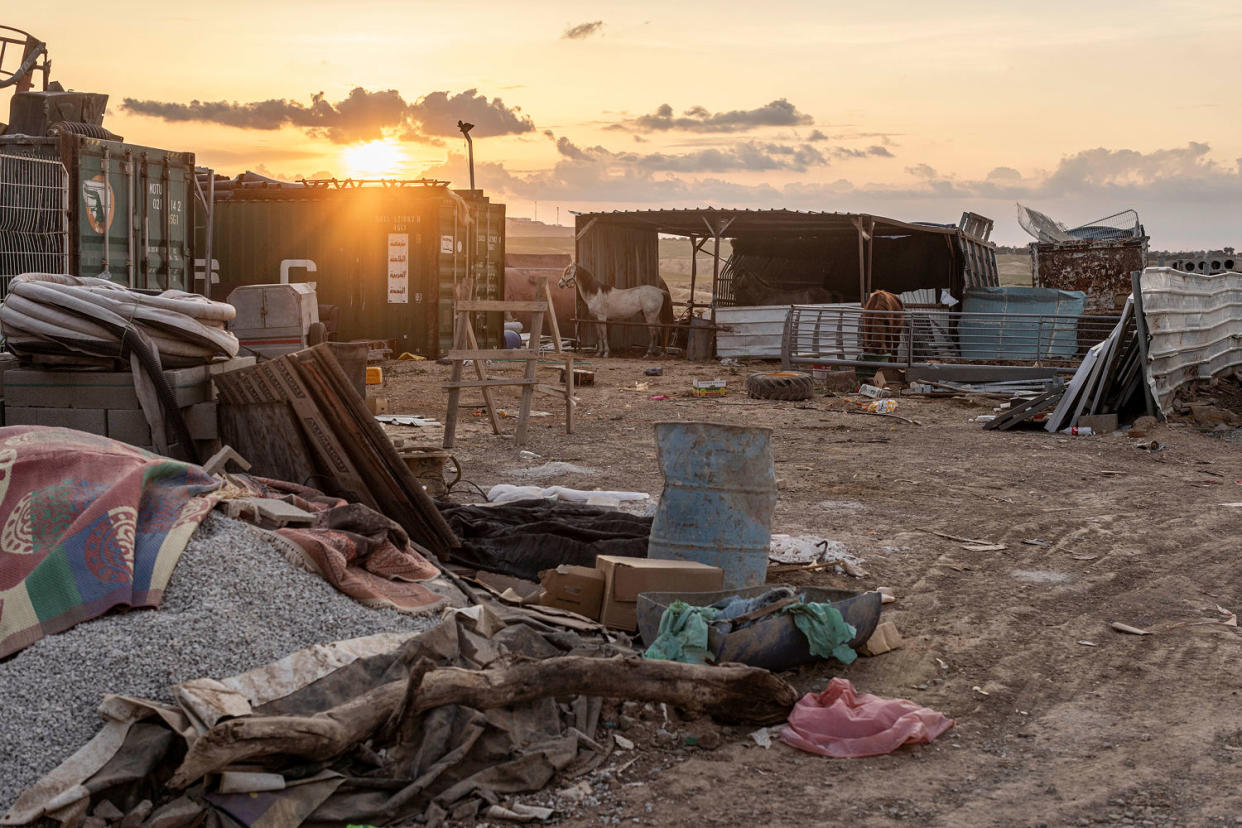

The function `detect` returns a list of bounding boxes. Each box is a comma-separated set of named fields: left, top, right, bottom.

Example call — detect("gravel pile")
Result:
left=0, top=512, right=438, bottom=812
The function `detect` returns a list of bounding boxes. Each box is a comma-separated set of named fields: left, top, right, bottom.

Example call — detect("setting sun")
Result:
left=340, top=139, right=406, bottom=179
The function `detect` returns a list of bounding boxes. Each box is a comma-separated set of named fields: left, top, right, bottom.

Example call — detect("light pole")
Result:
left=457, top=120, right=475, bottom=190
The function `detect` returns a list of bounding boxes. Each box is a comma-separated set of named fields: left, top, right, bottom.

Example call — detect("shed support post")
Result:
left=688, top=235, right=698, bottom=315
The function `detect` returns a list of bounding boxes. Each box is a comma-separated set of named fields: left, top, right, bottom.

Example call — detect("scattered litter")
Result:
left=485, top=803, right=555, bottom=822
left=508, top=461, right=598, bottom=480
left=768, top=534, right=847, bottom=565
left=1134, top=439, right=1164, bottom=452
left=875, top=586, right=896, bottom=604
left=1078, top=640, right=1098, bottom=647
left=645, top=367, right=663, bottom=376
left=1218, top=503, right=1242, bottom=508
left=496, top=409, right=552, bottom=418
left=780, top=678, right=954, bottom=757
left=648, top=394, right=671, bottom=401
left=750, top=727, right=776, bottom=749
left=518, top=450, right=541, bottom=460
left=719, top=358, right=742, bottom=367
left=858, top=384, right=892, bottom=399
left=613, top=734, right=635, bottom=751
left=374, top=414, right=441, bottom=427
left=1111, top=621, right=1153, bottom=636
left=858, top=622, right=902, bottom=656
left=964, top=543, right=1008, bottom=553
left=867, top=399, right=898, bottom=414
left=1059, top=426, right=1094, bottom=436
left=627, top=382, right=650, bottom=392
left=935, top=658, right=949, bottom=669
left=1070, top=553, right=1099, bottom=561
left=691, top=378, right=728, bottom=397
left=397, top=352, right=426, bottom=361
left=817, top=500, right=864, bottom=513
left=972, top=686, right=990, bottom=696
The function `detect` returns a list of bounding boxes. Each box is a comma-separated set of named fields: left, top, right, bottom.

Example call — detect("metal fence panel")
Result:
left=0, top=151, right=68, bottom=294
left=782, top=304, right=1121, bottom=370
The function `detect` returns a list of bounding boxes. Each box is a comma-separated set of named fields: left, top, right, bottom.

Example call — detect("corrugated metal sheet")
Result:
left=717, top=303, right=859, bottom=359
left=1140, top=266, right=1242, bottom=414
left=960, top=287, right=1086, bottom=360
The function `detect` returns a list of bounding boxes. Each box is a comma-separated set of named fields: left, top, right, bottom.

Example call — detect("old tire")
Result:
left=307, top=321, right=328, bottom=346
left=746, top=371, right=814, bottom=401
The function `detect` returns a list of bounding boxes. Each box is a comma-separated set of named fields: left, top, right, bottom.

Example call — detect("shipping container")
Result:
left=204, top=182, right=505, bottom=356
left=0, top=132, right=196, bottom=292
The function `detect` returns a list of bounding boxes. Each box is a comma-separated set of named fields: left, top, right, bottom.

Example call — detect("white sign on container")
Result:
left=387, top=233, right=409, bottom=304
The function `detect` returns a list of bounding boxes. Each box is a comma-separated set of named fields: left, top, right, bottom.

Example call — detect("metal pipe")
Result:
left=101, top=146, right=110, bottom=277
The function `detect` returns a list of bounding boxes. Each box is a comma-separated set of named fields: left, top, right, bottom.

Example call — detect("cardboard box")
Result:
left=538, top=565, right=606, bottom=619
left=366, top=396, right=390, bottom=415
left=691, top=379, right=727, bottom=397
left=595, top=555, right=725, bottom=631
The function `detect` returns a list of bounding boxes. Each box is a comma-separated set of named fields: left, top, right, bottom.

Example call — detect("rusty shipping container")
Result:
left=1031, top=236, right=1148, bottom=313
left=0, top=133, right=196, bottom=292
left=203, top=183, right=504, bottom=356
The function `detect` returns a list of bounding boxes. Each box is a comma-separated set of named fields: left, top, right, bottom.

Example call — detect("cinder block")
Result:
left=5, top=406, right=107, bottom=434
left=106, top=409, right=152, bottom=447
left=4, top=368, right=210, bottom=409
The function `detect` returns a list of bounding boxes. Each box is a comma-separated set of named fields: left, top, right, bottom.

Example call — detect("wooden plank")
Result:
left=463, top=321, right=502, bottom=436
left=442, top=378, right=540, bottom=389
left=457, top=300, right=547, bottom=313
left=218, top=402, right=318, bottom=485
left=255, top=358, right=374, bottom=507
left=446, top=348, right=542, bottom=362
left=442, top=312, right=467, bottom=448
left=296, top=347, right=458, bottom=555
left=516, top=306, right=544, bottom=446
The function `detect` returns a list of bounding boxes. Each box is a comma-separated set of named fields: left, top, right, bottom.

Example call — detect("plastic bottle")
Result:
left=1059, top=426, right=1093, bottom=436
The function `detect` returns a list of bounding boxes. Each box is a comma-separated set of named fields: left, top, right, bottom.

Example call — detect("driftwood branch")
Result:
left=169, top=654, right=796, bottom=789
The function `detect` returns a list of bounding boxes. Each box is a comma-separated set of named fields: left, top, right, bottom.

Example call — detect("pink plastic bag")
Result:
left=780, top=678, right=954, bottom=757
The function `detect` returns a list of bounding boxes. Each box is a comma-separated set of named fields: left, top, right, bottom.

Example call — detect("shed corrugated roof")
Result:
left=574, top=208, right=962, bottom=237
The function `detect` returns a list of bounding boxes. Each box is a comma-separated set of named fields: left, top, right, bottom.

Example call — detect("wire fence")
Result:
left=781, top=305, right=1128, bottom=370
left=0, top=151, right=69, bottom=297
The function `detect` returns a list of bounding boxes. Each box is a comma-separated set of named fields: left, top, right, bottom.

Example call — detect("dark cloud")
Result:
left=610, top=99, right=813, bottom=133
left=552, top=137, right=829, bottom=173
left=421, top=141, right=1242, bottom=248
left=407, top=89, right=534, bottom=137
left=124, top=87, right=534, bottom=144
left=563, top=20, right=604, bottom=39
left=807, top=130, right=828, bottom=142
left=867, top=145, right=894, bottom=158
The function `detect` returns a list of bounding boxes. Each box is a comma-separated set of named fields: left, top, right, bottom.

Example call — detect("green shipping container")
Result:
left=204, top=183, right=505, bottom=356
left=0, top=133, right=195, bottom=291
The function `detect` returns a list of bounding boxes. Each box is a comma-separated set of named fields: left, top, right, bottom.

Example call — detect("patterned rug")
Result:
left=0, top=427, right=222, bottom=658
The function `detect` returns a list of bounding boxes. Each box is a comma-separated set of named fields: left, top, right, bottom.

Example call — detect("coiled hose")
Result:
left=0, top=273, right=240, bottom=463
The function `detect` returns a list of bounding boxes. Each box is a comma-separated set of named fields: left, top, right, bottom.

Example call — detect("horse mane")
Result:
left=571, top=263, right=601, bottom=295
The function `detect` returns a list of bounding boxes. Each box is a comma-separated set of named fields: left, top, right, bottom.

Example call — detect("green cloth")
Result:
left=644, top=600, right=719, bottom=664
left=783, top=603, right=858, bottom=664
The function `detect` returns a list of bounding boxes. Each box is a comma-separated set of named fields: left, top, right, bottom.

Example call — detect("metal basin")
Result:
left=636, top=585, right=882, bottom=672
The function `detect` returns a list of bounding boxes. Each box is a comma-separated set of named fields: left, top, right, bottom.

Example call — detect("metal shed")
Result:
left=573, top=207, right=997, bottom=352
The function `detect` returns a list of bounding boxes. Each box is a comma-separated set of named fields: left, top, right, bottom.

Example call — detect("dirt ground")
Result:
left=382, top=354, right=1242, bottom=828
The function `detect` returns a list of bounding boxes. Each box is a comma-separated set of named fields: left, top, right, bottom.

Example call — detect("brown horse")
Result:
left=860, top=290, right=905, bottom=356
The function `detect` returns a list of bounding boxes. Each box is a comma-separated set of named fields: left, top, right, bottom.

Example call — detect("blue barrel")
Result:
left=647, top=422, right=776, bottom=589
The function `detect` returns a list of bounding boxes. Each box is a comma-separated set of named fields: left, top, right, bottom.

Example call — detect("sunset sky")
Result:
left=9, top=1, right=1242, bottom=247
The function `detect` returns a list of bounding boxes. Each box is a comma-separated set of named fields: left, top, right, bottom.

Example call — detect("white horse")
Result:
left=558, top=263, right=670, bottom=357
